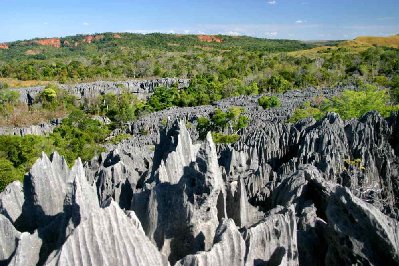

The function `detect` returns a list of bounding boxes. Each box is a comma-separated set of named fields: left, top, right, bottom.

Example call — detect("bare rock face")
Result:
left=0, top=181, right=24, bottom=224
left=132, top=124, right=226, bottom=264
left=0, top=214, right=20, bottom=263
left=0, top=151, right=166, bottom=265
left=155, top=121, right=201, bottom=184
left=9, top=232, right=42, bottom=266
left=47, top=201, right=168, bottom=266
left=175, top=219, right=246, bottom=266
left=242, top=206, right=299, bottom=266
left=270, top=165, right=399, bottom=265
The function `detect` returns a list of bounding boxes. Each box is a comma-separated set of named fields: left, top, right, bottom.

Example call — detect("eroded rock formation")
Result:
left=34, top=38, right=61, bottom=48
left=1, top=90, right=398, bottom=265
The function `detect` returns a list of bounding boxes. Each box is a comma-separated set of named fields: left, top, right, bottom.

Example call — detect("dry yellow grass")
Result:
left=0, top=104, right=67, bottom=127
left=0, top=78, right=50, bottom=88
left=287, top=35, right=399, bottom=58
left=341, top=35, right=399, bottom=49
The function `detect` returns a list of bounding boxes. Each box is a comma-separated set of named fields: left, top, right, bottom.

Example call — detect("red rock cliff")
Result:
left=34, top=38, right=61, bottom=48
left=0, top=43, right=9, bottom=49
left=198, top=35, right=223, bottom=43
left=83, top=35, right=105, bottom=43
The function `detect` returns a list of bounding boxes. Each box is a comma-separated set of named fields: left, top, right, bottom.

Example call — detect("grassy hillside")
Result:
left=290, top=35, right=399, bottom=57
left=341, top=35, right=399, bottom=49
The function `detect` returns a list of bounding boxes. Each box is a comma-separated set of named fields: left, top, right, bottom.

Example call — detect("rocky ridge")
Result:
left=11, top=78, right=190, bottom=105
left=1, top=86, right=398, bottom=265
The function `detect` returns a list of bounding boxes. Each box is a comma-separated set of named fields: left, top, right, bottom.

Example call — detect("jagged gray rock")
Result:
left=270, top=165, right=399, bottom=265
left=0, top=181, right=24, bottom=224
left=11, top=78, right=189, bottom=105
left=132, top=125, right=226, bottom=264
left=47, top=201, right=168, bottom=266
left=23, top=152, right=70, bottom=229
left=0, top=123, right=57, bottom=136
left=175, top=219, right=245, bottom=266
left=9, top=232, right=42, bottom=266
left=1, top=86, right=399, bottom=265
left=0, top=214, right=20, bottom=263
left=242, top=206, right=299, bottom=266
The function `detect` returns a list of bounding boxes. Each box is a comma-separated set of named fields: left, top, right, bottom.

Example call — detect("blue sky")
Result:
left=0, top=0, right=398, bottom=42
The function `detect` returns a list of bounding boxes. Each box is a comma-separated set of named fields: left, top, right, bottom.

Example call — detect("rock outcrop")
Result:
left=11, top=78, right=190, bottom=105
left=47, top=201, right=168, bottom=266
left=242, top=206, right=298, bottom=266
left=0, top=123, right=57, bottom=137
left=175, top=219, right=245, bottom=266
left=1, top=89, right=398, bottom=265
left=197, top=35, right=223, bottom=43
left=34, top=38, right=61, bottom=48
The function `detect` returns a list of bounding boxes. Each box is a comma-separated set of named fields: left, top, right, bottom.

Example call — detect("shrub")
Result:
left=50, top=110, right=110, bottom=163
left=289, top=86, right=399, bottom=122
left=0, top=158, right=23, bottom=191
left=288, top=101, right=324, bottom=123
left=196, top=107, right=249, bottom=140
left=0, top=81, right=9, bottom=89
left=0, top=135, right=55, bottom=191
left=324, top=85, right=399, bottom=119
left=258, top=95, right=281, bottom=109
left=211, top=132, right=240, bottom=144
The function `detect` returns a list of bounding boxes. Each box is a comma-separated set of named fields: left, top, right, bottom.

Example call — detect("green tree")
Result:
left=258, top=95, right=281, bottom=109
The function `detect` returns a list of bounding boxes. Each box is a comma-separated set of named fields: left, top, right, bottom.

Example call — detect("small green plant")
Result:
left=0, top=81, right=9, bottom=89
left=107, top=134, right=131, bottom=145
left=288, top=101, right=324, bottom=123
left=116, top=83, right=126, bottom=89
left=258, top=95, right=281, bottom=109
left=211, top=132, right=240, bottom=144
left=139, top=128, right=149, bottom=136
left=43, top=86, right=57, bottom=100
left=344, top=158, right=366, bottom=171
left=161, top=117, right=168, bottom=127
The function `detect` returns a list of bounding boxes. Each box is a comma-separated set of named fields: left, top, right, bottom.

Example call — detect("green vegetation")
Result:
left=0, top=110, right=111, bottom=190
left=0, top=33, right=311, bottom=82
left=289, top=85, right=399, bottom=123
left=86, top=91, right=144, bottom=126
left=258, top=95, right=281, bottom=109
left=0, top=89, right=19, bottom=115
left=1, top=33, right=398, bottom=104
left=344, top=158, right=365, bottom=171
left=0, top=135, right=54, bottom=191
left=50, top=110, right=110, bottom=163
left=36, top=84, right=77, bottom=111
left=211, top=132, right=241, bottom=144
left=197, top=107, right=249, bottom=143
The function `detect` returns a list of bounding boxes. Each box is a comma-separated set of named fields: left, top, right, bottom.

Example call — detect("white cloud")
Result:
left=295, top=20, right=304, bottom=24
left=184, top=30, right=190, bottom=34
left=267, top=1, right=277, bottom=5
left=83, top=22, right=89, bottom=26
